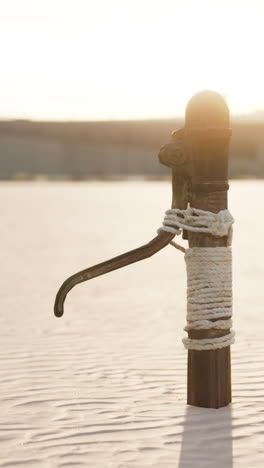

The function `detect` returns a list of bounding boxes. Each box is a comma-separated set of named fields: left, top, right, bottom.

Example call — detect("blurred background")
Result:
left=0, top=117, right=262, bottom=180
left=0, top=0, right=263, bottom=180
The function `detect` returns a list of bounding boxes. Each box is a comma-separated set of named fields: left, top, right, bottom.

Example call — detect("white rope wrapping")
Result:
left=183, top=247, right=235, bottom=351
left=158, top=207, right=234, bottom=246
left=159, top=207, right=235, bottom=351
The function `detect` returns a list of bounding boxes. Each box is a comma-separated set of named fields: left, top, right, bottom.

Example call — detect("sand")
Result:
left=1, top=180, right=264, bottom=467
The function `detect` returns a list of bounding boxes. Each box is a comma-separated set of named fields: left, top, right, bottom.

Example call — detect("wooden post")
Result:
left=185, top=91, right=232, bottom=408
left=159, top=90, right=232, bottom=408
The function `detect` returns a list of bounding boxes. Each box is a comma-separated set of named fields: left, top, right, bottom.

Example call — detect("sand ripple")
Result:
left=0, top=181, right=264, bottom=467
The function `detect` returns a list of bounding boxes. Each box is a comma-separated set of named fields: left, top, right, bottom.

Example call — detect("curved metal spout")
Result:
left=54, top=231, right=175, bottom=318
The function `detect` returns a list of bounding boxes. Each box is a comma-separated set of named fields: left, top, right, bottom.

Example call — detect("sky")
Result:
left=0, top=0, right=263, bottom=121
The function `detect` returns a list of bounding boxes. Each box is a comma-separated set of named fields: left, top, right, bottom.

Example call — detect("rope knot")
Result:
left=210, top=219, right=228, bottom=236
left=159, top=207, right=234, bottom=242
left=209, top=210, right=234, bottom=237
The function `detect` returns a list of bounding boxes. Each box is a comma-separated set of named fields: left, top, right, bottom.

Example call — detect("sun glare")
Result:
left=0, top=0, right=263, bottom=120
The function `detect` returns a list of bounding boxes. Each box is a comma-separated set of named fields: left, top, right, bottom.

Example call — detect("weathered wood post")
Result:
left=160, top=90, right=232, bottom=408
left=185, top=91, right=232, bottom=408
left=54, top=90, right=233, bottom=409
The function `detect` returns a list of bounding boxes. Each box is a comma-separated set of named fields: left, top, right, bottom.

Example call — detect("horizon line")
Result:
left=0, top=112, right=264, bottom=124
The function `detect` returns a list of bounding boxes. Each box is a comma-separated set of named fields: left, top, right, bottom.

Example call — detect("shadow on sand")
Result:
left=179, top=405, right=233, bottom=468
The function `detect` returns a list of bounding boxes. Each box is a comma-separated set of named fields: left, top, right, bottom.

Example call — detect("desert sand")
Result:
left=1, top=180, right=263, bottom=467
